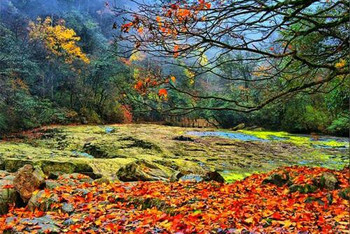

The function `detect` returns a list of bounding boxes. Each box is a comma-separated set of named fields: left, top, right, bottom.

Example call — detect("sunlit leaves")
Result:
left=199, top=52, right=209, bottom=66
left=174, top=45, right=180, bottom=58
left=335, top=59, right=346, bottom=69
left=121, top=22, right=133, bottom=33
left=129, top=50, right=146, bottom=62
left=0, top=166, right=349, bottom=233
left=29, top=17, right=90, bottom=64
left=184, top=68, right=196, bottom=85
left=158, top=88, right=168, bottom=99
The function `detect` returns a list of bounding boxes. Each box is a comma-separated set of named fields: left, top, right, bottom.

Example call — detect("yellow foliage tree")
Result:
left=29, top=17, right=90, bottom=64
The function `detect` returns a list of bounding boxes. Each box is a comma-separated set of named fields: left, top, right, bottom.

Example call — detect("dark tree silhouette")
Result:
left=113, top=0, right=349, bottom=113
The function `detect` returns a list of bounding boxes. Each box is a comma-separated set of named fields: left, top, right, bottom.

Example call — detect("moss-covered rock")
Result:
left=338, top=187, right=350, bottom=200
left=28, top=190, right=59, bottom=212
left=0, top=177, right=20, bottom=215
left=83, top=143, right=109, bottom=158
left=289, top=184, right=318, bottom=194
left=40, top=160, right=100, bottom=179
left=41, top=161, right=76, bottom=175
left=94, top=177, right=110, bottom=185
left=170, top=171, right=184, bottom=182
left=313, top=172, right=340, bottom=190
left=0, top=158, right=4, bottom=170
left=4, top=158, right=34, bottom=173
left=262, top=172, right=290, bottom=187
left=0, top=124, right=347, bottom=182
left=117, top=159, right=172, bottom=181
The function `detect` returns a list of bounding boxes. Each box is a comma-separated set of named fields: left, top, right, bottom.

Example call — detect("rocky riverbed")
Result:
left=0, top=124, right=348, bottom=183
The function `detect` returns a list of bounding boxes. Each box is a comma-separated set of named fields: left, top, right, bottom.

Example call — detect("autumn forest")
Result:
left=0, top=0, right=349, bottom=233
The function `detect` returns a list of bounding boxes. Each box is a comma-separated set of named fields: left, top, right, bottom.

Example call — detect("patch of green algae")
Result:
left=221, top=171, right=255, bottom=183
left=0, top=124, right=348, bottom=181
left=239, top=130, right=349, bottom=148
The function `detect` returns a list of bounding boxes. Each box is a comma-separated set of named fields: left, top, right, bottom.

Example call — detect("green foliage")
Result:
left=328, top=116, right=350, bottom=136
left=79, top=108, right=101, bottom=124
left=0, top=1, right=133, bottom=133
left=0, top=0, right=348, bottom=137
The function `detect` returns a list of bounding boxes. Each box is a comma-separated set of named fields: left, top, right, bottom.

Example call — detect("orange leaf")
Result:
left=158, top=88, right=168, bottom=97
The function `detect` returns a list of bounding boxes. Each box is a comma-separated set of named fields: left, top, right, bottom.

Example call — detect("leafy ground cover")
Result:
left=1, top=166, right=349, bottom=233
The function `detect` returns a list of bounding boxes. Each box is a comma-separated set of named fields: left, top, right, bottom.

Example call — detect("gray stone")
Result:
left=179, top=174, right=204, bottom=182
left=62, top=202, right=74, bottom=214
left=178, top=171, right=225, bottom=183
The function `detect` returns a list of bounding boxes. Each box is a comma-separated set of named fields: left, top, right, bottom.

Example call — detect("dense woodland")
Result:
left=0, top=0, right=349, bottom=136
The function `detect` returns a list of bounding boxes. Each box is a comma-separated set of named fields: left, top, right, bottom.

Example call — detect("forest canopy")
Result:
left=0, top=0, right=349, bottom=136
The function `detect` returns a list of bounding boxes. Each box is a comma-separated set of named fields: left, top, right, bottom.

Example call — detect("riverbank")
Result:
left=0, top=124, right=348, bottom=182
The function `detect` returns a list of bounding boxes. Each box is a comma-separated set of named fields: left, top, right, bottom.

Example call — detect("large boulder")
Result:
left=41, top=160, right=101, bottom=179
left=3, top=158, right=33, bottom=173
left=117, top=160, right=172, bottom=181
left=41, top=161, right=76, bottom=175
left=13, top=165, right=46, bottom=203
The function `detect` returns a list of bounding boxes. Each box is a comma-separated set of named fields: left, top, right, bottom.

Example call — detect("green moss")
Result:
left=239, top=130, right=349, bottom=148
left=238, top=130, right=290, bottom=140
left=4, top=158, right=34, bottom=172
left=221, top=171, right=256, bottom=183
left=0, top=124, right=347, bottom=180
left=41, top=161, right=76, bottom=174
